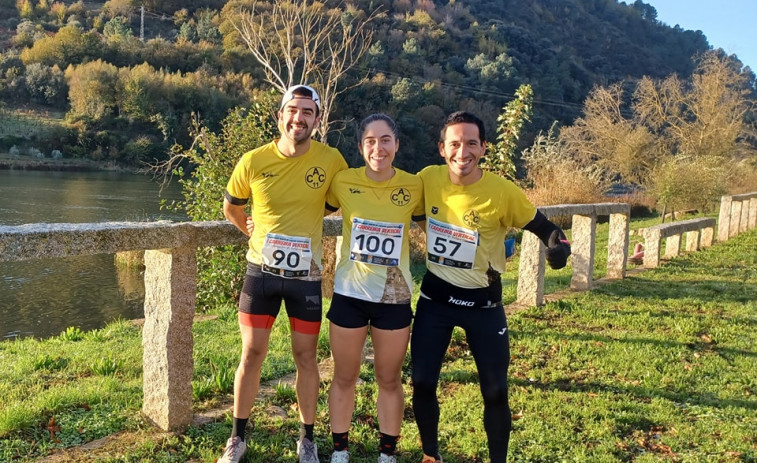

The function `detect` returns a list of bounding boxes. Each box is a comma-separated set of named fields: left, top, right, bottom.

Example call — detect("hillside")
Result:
left=0, top=0, right=753, bottom=169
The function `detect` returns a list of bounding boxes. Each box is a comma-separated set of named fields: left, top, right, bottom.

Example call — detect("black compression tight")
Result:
left=411, top=297, right=512, bottom=462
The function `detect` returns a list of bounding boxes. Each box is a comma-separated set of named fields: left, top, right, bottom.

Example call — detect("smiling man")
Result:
left=220, top=85, right=348, bottom=463
left=412, top=111, right=572, bottom=463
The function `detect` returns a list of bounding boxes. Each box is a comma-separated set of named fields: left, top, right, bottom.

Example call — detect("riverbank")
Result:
left=0, top=155, right=141, bottom=173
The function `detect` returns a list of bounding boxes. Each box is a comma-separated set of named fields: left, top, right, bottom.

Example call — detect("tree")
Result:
left=24, top=62, right=66, bottom=105
left=103, top=16, right=133, bottom=40
left=227, top=0, right=379, bottom=142
left=481, top=83, right=533, bottom=180
left=65, top=59, right=119, bottom=120
left=560, top=83, right=657, bottom=184
left=560, top=51, right=755, bottom=217
left=50, top=1, right=66, bottom=24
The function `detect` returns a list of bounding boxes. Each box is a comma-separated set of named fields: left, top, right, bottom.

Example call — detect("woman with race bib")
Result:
left=324, top=114, right=425, bottom=463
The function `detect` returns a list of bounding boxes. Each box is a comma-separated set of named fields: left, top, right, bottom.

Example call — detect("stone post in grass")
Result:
left=142, top=247, right=196, bottom=431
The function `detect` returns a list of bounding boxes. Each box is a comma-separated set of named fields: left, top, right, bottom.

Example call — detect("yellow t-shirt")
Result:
left=226, top=140, right=347, bottom=279
left=326, top=167, right=425, bottom=303
left=419, top=165, right=536, bottom=288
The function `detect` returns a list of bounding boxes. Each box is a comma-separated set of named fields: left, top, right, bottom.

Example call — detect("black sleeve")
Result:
left=522, top=210, right=565, bottom=246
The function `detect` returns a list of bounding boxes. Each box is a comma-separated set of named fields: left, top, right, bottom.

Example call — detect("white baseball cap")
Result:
left=280, top=85, right=321, bottom=111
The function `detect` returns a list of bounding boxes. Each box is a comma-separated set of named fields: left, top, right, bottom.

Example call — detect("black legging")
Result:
left=411, top=296, right=512, bottom=462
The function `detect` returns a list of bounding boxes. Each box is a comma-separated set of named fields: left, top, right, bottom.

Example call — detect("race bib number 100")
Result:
left=426, top=217, right=477, bottom=269
left=262, top=233, right=312, bottom=278
left=349, top=217, right=404, bottom=267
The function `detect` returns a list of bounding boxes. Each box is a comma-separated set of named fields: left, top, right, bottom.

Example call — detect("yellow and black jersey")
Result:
left=419, top=165, right=536, bottom=288
left=226, top=140, right=347, bottom=279
left=326, top=167, right=425, bottom=303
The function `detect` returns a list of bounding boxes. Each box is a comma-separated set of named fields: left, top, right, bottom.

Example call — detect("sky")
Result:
left=647, top=0, right=757, bottom=71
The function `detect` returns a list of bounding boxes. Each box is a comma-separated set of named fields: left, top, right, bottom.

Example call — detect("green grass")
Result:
left=0, top=107, right=65, bottom=140
left=1, top=220, right=755, bottom=462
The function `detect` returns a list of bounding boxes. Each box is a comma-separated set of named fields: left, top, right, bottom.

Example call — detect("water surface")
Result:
left=0, top=169, right=185, bottom=340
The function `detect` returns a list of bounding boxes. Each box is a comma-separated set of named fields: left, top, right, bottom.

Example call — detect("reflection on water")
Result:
left=0, top=170, right=186, bottom=340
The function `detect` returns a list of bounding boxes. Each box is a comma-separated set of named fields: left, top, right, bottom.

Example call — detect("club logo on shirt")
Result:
left=463, top=209, right=480, bottom=228
left=391, top=188, right=411, bottom=206
left=305, top=167, right=326, bottom=189
left=431, top=206, right=438, bottom=214
left=349, top=188, right=363, bottom=194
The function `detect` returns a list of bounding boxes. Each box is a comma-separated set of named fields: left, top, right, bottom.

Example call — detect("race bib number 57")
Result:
left=426, top=217, right=477, bottom=269
left=262, top=233, right=312, bottom=278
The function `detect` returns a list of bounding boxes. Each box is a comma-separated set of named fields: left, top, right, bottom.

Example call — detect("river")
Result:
left=0, top=169, right=186, bottom=340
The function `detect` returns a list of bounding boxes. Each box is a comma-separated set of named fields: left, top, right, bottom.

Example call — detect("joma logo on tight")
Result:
left=448, top=296, right=474, bottom=307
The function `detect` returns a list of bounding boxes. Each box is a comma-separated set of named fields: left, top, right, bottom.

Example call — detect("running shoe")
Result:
left=297, top=437, right=319, bottom=463
left=378, top=453, right=397, bottom=463
left=330, top=449, right=350, bottom=462
left=217, top=436, right=246, bottom=463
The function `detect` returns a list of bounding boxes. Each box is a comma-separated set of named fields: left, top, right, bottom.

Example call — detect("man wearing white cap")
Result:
left=220, top=85, right=348, bottom=463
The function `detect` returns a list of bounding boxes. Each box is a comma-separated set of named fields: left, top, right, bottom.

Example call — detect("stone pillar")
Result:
left=663, top=235, right=681, bottom=259
left=142, top=247, right=197, bottom=431
left=685, top=230, right=700, bottom=252
left=570, top=214, right=596, bottom=291
left=606, top=212, right=629, bottom=279
left=740, top=200, right=750, bottom=233
left=643, top=229, right=662, bottom=268
left=749, top=198, right=757, bottom=230
left=700, top=227, right=714, bottom=248
left=718, top=196, right=732, bottom=242
left=729, top=201, right=742, bottom=238
left=516, top=231, right=545, bottom=306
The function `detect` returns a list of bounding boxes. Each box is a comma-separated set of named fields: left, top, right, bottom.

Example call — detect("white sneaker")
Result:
left=378, top=453, right=397, bottom=463
left=297, top=437, right=319, bottom=463
left=330, top=449, right=350, bottom=462
left=218, top=436, right=247, bottom=463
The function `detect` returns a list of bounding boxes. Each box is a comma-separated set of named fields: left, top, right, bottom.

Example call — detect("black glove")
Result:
left=546, top=229, right=571, bottom=269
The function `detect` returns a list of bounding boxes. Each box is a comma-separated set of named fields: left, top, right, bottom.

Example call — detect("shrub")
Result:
left=521, top=123, right=608, bottom=207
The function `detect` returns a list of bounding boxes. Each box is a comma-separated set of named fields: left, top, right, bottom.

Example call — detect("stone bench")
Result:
left=718, top=192, right=757, bottom=242
left=516, top=202, right=631, bottom=306
left=642, top=217, right=716, bottom=268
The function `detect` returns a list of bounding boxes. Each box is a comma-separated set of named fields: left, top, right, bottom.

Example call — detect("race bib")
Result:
left=426, top=217, right=477, bottom=269
left=261, top=233, right=312, bottom=278
left=349, top=218, right=404, bottom=267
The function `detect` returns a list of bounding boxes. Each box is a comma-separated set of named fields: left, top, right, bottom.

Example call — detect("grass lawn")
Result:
left=1, top=218, right=755, bottom=462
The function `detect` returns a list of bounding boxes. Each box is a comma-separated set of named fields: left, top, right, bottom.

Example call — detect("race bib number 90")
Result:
left=262, top=233, right=312, bottom=278
left=426, top=217, right=477, bottom=269
left=349, top=217, right=404, bottom=267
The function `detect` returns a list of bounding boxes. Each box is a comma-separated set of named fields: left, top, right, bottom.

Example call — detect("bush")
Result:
left=521, top=124, right=608, bottom=209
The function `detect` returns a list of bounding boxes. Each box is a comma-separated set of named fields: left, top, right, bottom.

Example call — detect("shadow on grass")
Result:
left=510, top=374, right=757, bottom=412
left=515, top=328, right=757, bottom=359
left=596, top=275, right=757, bottom=304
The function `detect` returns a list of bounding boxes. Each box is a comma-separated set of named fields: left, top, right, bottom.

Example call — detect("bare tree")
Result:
left=560, top=83, right=657, bottom=185
left=560, top=51, right=756, bottom=216
left=228, top=1, right=379, bottom=142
